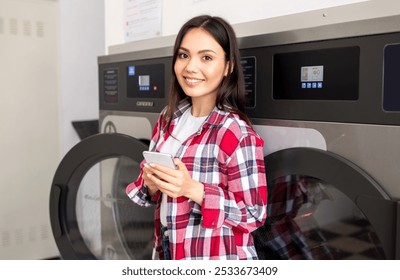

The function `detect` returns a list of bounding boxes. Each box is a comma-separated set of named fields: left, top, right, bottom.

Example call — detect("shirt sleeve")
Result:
left=201, top=133, right=267, bottom=233
left=126, top=161, right=159, bottom=207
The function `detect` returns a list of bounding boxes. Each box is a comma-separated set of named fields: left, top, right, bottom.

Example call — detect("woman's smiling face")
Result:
left=174, top=27, right=229, bottom=104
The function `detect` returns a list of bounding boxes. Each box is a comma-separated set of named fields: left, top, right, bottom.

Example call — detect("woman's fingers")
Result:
left=147, top=173, right=181, bottom=198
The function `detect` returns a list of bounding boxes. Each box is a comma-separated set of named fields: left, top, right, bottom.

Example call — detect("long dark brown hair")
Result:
left=163, top=15, right=251, bottom=130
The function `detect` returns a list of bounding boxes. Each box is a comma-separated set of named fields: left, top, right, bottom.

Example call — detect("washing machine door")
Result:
left=253, top=147, right=399, bottom=260
left=49, top=133, right=155, bottom=259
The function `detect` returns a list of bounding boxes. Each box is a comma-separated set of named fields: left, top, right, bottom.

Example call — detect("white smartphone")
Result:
left=142, top=151, right=177, bottom=169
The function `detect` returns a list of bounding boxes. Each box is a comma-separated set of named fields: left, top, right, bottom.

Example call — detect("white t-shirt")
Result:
left=159, top=107, right=207, bottom=226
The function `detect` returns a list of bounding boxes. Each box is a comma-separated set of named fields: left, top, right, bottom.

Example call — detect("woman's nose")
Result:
left=185, top=58, right=199, bottom=73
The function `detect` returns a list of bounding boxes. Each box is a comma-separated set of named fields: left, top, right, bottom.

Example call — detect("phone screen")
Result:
left=143, top=151, right=177, bottom=169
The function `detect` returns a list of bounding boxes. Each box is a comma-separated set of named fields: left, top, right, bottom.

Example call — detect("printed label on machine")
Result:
left=240, top=56, right=256, bottom=108
left=103, top=69, right=118, bottom=103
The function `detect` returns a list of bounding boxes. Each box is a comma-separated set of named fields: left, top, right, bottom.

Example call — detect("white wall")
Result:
left=161, top=0, right=369, bottom=36
left=0, top=0, right=105, bottom=259
left=59, top=0, right=105, bottom=155
left=0, top=0, right=60, bottom=259
left=105, top=0, right=124, bottom=55
left=105, top=0, right=370, bottom=49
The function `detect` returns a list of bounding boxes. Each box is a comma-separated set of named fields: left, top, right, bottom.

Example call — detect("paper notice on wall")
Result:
left=124, top=0, right=162, bottom=42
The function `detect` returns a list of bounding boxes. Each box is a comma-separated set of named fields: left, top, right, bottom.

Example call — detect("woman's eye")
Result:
left=178, top=53, right=188, bottom=59
left=203, top=55, right=212, bottom=61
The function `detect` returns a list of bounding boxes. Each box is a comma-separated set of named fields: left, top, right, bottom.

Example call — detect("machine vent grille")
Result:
left=0, top=224, right=51, bottom=249
left=36, top=21, right=44, bottom=37
left=9, top=18, right=18, bottom=35
left=0, top=17, right=4, bottom=34
left=40, top=224, right=50, bottom=240
left=23, top=20, right=31, bottom=36
left=0, top=18, right=45, bottom=38
left=0, top=231, right=11, bottom=248
left=15, top=229, right=24, bottom=245
left=28, top=226, right=37, bottom=243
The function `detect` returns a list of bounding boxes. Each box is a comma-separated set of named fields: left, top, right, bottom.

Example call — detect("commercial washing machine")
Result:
left=243, top=15, right=400, bottom=259
left=50, top=48, right=172, bottom=259
left=50, top=15, right=400, bottom=260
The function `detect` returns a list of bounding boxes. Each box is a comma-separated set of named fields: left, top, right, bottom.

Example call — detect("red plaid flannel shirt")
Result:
left=126, top=99, right=267, bottom=260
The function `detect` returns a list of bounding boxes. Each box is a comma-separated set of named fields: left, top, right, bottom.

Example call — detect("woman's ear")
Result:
left=224, top=60, right=234, bottom=76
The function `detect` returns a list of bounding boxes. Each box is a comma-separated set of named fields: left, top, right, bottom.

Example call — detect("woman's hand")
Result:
left=142, top=164, right=160, bottom=197
left=145, top=158, right=204, bottom=204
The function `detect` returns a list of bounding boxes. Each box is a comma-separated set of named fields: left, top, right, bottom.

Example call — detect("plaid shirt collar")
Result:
left=172, top=98, right=231, bottom=129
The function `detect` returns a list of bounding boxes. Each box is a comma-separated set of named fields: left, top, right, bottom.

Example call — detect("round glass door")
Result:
left=76, top=156, right=154, bottom=259
left=50, top=133, right=153, bottom=259
left=252, top=147, right=396, bottom=260
left=253, top=175, right=385, bottom=260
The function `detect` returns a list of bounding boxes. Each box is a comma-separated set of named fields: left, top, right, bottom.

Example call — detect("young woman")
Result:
left=126, top=15, right=267, bottom=260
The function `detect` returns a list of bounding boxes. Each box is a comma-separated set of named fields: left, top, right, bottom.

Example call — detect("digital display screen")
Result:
left=127, top=64, right=164, bottom=98
left=273, top=47, right=359, bottom=100
left=383, top=44, right=400, bottom=112
left=138, top=75, right=150, bottom=91
left=301, top=65, right=324, bottom=89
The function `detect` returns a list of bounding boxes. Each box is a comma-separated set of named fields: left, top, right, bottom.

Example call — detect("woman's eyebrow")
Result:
left=178, top=47, right=217, bottom=54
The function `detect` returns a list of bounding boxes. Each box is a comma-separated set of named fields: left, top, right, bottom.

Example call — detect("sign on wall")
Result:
left=124, top=0, right=162, bottom=42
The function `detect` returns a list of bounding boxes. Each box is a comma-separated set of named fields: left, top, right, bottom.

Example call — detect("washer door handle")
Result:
left=49, top=184, right=63, bottom=238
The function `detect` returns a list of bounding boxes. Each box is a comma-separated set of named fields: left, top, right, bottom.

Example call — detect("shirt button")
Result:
left=164, top=230, right=169, bottom=237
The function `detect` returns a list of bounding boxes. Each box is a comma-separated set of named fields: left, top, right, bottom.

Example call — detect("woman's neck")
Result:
left=190, top=96, right=216, bottom=117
